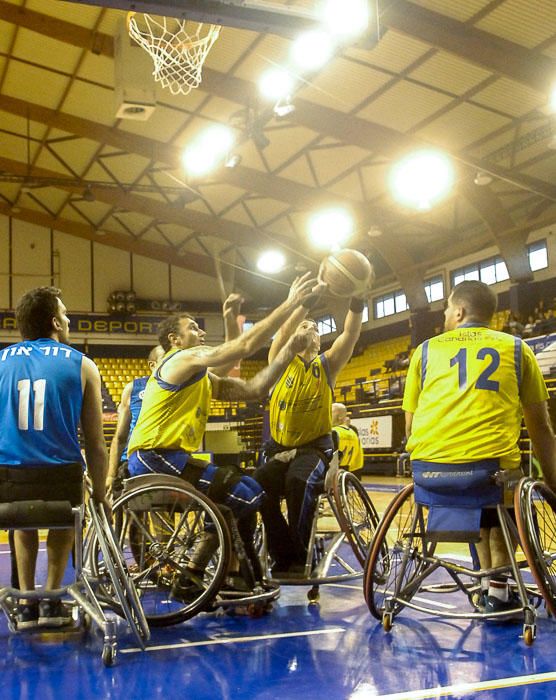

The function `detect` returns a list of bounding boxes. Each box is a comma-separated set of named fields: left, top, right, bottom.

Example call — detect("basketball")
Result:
left=319, top=249, right=374, bottom=298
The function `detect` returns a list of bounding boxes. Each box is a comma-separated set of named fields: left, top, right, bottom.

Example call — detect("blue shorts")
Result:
left=128, top=449, right=264, bottom=520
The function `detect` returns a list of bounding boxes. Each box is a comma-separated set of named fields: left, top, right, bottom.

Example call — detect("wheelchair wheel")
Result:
left=89, top=479, right=232, bottom=626
left=88, top=499, right=150, bottom=647
left=364, top=484, right=429, bottom=620
left=515, top=478, right=556, bottom=617
left=333, top=470, right=380, bottom=566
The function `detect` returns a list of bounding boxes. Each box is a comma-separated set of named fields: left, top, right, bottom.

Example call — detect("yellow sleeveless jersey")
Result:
left=402, top=324, right=548, bottom=468
left=269, top=354, right=333, bottom=447
left=333, top=425, right=364, bottom=472
left=128, top=348, right=212, bottom=455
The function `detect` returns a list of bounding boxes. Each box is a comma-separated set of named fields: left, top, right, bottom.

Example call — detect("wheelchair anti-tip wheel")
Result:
left=88, top=477, right=232, bottom=627
left=364, top=484, right=431, bottom=621
left=515, top=478, right=556, bottom=618
left=333, top=470, right=380, bottom=566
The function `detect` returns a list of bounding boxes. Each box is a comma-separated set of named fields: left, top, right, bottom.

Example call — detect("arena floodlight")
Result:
left=259, top=68, right=295, bottom=101
left=257, top=250, right=286, bottom=273
left=389, top=150, right=455, bottom=210
left=549, top=82, right=556, bottom=113
left=182, top=124, right=235, bottom=177
left=291, top=29, right=334, bottom=71
left=322, top=0, right=369, bottom=38
left=308, top=207, right=353, bottom=249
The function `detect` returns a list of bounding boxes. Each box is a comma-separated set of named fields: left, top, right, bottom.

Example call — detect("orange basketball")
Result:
left=319, top=249, right=374, bottom=298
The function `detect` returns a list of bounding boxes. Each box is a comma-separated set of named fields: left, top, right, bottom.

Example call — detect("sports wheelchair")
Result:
left=363, top=463, right=556, bottom=646
left=86, top=473, right=280, bottom=625
left=0, top=495, right=149, bottom=666
left=265, top=456, right=381, bottom=604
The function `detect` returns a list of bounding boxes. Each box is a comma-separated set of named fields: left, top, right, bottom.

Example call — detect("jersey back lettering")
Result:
left=403, top=325, right=548, bottom=467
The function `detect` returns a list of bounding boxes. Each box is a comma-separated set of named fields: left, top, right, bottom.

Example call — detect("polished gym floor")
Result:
left=1, top=477, right=556, bottom=700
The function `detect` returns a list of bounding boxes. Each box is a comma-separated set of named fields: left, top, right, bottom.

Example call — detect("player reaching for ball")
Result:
left=254, top=257, right=372, bottom=577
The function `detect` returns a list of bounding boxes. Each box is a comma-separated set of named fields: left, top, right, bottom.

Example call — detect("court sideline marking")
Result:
left=365, top=671, right=556, bottom=699
left=122, top=626, right=345, bottom=654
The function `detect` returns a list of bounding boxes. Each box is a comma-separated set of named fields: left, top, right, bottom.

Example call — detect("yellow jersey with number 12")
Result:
left=403, top=324, right=548, bottom=468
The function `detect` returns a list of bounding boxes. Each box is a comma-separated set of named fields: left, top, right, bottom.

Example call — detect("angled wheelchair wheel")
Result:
left=89, top=479, right=232, bottom=626
left=87, top=499, right=150, bottom=648
left=364, top=484, right=429, bottom=620
left=333, top=470, right=380, bottom=566
left=515, top=478, right=556, bottom=617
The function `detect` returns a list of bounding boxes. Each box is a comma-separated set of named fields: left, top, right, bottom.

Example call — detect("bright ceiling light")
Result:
left=291, top=30, right=334, bottom=71
left=308, top=207, right=353, bottom=249
left=322, top=0, right=369, bottom=38
left=257, top=250, right=286, bottom=274
left=390, top=150, right=455, bottom=210
left=182, top=124, right=235, bottom=177
left=259, top=68, right=295, bottom=102
left=549, top=82, right=556, bottom=113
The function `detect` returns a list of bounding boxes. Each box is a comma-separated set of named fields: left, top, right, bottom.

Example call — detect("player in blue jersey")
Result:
left=0, top=287, right=108, bottom=629
left=403, top=281, right=556, bottom=613
left=107, top=345, right=165, bottom=498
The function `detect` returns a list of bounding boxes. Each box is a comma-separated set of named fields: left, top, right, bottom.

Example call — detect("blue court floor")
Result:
left=2, top=483, right=556, bottom=700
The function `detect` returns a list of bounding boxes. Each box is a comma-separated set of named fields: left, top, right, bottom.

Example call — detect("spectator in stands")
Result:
left=392, top=351, right=410, bottom=371
left=254, top=277, right=365, bottom=577
left=107, top=293, right=245, bottom=497
left=507, top=313, right=524, bottom=337
left=534, top=309, right=556, bottom=336
left=536, top=342, right=556, bottom=378
left=127, top=275, right=319, bottom=597
left=403, top=280, right=556, bottom=614
left=332, top=403, right=364, bottom=480
left=522, top=315, right=536, bottom=338
left=0, top=287, right=108, bottom=628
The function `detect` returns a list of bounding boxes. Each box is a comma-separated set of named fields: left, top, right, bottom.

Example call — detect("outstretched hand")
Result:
left=288, top=271, right=326, bottom=306
left=289, top=325, right=315, bottom=354
left=223, top=292, right=244, bottom=319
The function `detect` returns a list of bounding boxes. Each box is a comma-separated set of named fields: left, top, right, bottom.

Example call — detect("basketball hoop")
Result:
left=127, top=13, right=221, bottom=96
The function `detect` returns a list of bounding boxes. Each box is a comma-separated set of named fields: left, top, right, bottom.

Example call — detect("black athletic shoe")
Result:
left=38, top=600, right=72, bottom=627
left=484, top=592, right=522, bottom=620
left=171, top=570, right=206, bottom=603
left=15, top=602, right=39, bottom=630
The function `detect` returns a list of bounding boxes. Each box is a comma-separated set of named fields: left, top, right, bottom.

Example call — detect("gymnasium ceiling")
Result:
left=0, top=0, right=555, bottom=308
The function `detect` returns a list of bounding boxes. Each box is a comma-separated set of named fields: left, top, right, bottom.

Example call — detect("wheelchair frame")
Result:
left=87, top=474, right=280, bottom=625
left=0, top=496, right=149, bottom=666
left=266, top=465, right=381, bottom=604
left=363, top=478, right=556, bottom=645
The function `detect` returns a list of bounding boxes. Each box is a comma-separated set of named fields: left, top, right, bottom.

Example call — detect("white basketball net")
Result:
left=128, top=13, right=221, bottom=96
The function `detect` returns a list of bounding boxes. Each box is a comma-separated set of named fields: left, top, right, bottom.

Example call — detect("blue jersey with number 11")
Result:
left=0, top=338, right=84, bottom=466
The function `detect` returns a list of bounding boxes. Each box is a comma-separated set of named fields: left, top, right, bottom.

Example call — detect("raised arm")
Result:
left=107, top=380, right=133, bottom=494
left=162, top=276, right=318, bottom=386
left=324, top=298, right=364, bottom=385
left=211, top=326, right=313, bottom=402
left=80, top=357, right=109, bottom=506
left=268, top=273, right=320, bottom=364
left=523, top=401, right=556, bottom=491
left=210, top=292, right=244, bottom=378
